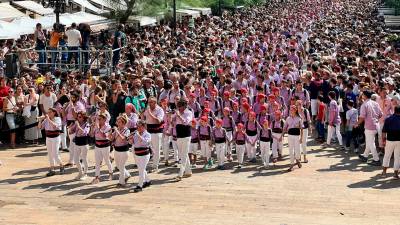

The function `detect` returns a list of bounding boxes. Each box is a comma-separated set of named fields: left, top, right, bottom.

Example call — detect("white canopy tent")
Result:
left=70, top=0, right=108, bottom=14
left=175, top=9, right=201, bottom=18
left=187, top=7, right=212, bottom=15
left=128, top=16, right=157, bottom=27
left=0, top=3, right=27, bottom=21
left=11, top=1, right=54, bottom=16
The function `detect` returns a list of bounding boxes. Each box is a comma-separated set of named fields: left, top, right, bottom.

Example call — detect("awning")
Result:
left=9, top=17, right=38, bottom=35
left=0, top=3, right=27, bottom=21
left=187, top=7, right=212, bottom=15
left=175, top=9, right=201, bottom=18
left=88, top=0, right=126, bottom=10
left=0, top=20, right=21, bottom=39
left=36, top=13, right=76, bottom=29
left=11, top=1, right=54, bottom=16
left=70, top=0, right=108, bottom=14
left=128, top=16, right=157, bottom=27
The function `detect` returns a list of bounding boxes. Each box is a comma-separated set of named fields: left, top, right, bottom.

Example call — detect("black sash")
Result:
left=176, top=124, right=191, bottom=138
left=114, top=145, right=129, bottom=152
left=74, top=136, right=89, bottom=146
left=288, top=128, right=300, bottom=136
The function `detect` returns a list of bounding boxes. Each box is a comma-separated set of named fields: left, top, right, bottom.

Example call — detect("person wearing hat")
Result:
left=199, top=115, right=213, bottom=169
left=221, top=91, right=234, bottom=111
left=259, top=120, right=272, bottom=168
left=38, top=107, right=65, bottom=177
left=213, top=119, right=228, bottom=170
left=131, top=120, right=152, bottom=192
left=381, top=105, right=400, bottom=179
left=69, top=111, right=90, bottom=180
left=222, top=107, right=235, bottom=161
left=90, top=113, right=113, bottom=184
left=142, top=96, right=165, bottom=173
left=233, top=123, right=247, bottom=169
left=283, top=105, right=303, bottom=172
left=271, top=110, right=285, bottom=161
left=253, top=93, right=267, bottom=116
left=174, top=99, right=194, bottom=181
left=189, top=119, right=200, bottom=168
left=356, top=90, right=383, bottom=166
left=245, top=111, right=260, bottom=163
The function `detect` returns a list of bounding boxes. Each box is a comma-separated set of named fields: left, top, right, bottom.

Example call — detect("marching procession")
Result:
left=1, top=0, right=400, bottom=194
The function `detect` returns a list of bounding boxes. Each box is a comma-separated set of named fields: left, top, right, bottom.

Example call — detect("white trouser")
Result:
left=260, top=141, right=271, bottom=166
left=46, top=136, right=62, bottom=167
left=177, top=137, right=192, bottom=177
left=272, top=132, right=283, bottom=158
left=94, top=146, right=112, bottom=177
left=246, top=135, right=257, bottom=159
left=301, top=128, right=309, bottom=155
left=162, top=134, right=171, bottom=161
left=382, top=141, right=400, bottom=170
left=150, top=133, right=162, bottom=169
left=190, top=142, right=199, bottom=154
left=60, top=125, right=67, bottom=149
left=311, top=99, right=318, bottom=116
left=68, top=133, right=76, bottom=164
left=236, top=144, right=246, bottom=164
left=114, top=151, right=130, bottom=184
left=288, top=135, right=301, bottom=164
left=362, top=129, right=379, bottom=161
left=327, top=125, right=343, bottom=145
left=377, top=123, right=383, bottom=148
left=74, top=144, right=88, bottom=176
left=200, top=140, right=212, bottom=159
left=226, top=131, right=233, bottom=155
left=172, top=139, right=179, bottom=162
left=215, top=143, right=226, bottom=166
left=134, top=154, right=150, bottom=187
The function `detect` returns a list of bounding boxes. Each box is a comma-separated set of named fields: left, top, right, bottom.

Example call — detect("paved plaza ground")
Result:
left=0, top=139, right=399, bottom=225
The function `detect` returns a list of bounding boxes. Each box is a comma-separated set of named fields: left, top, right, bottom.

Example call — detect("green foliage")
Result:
left=385, top=0, right=400, bottom=15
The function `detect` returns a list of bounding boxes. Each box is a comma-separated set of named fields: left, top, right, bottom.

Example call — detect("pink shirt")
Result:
left=41, top=117, right=62, bottom=131
left=360, top=99, right=383, bottom=131
left=112, top=127, right=130, bottom=147
left=93, top=124, right=111, bottom=140
left=65, top=102, right=86, bottom=121
left=143, top=105, right=164, bottom=124
left=328, top=100, right=341, bottom=125
left=377, top=96, right=393, bottom=124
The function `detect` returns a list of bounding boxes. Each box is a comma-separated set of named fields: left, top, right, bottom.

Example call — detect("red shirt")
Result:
left=317, top=102, right=326, bottom=121
left=0, top=85, right=10, bottom=109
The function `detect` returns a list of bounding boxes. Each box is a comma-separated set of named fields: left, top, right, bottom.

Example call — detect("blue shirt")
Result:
left=382, top=114, right=400, bottom=141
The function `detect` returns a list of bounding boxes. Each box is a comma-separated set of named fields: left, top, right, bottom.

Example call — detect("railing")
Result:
left=9, top=46, right=128, bottom=76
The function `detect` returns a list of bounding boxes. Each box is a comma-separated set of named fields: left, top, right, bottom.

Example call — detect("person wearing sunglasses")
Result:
left=3, top=88, right=18, bottom=148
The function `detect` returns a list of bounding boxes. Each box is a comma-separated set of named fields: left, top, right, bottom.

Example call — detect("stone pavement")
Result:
left=0, top=140, right=399, bottom=225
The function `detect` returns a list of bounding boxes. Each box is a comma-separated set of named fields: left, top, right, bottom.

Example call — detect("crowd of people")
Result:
left=1, top=0, right=400, bottom=191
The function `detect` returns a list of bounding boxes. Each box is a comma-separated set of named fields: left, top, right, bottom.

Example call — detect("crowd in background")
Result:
left=1, top=0, right=400, bottom=188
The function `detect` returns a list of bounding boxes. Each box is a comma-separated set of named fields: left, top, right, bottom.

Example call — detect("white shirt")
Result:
left=39, top=93, right=57, bottom=114
left=65, top=29, right=81, bottom=47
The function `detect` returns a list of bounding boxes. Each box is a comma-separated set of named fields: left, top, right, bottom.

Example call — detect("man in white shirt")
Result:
left=39, top=84, right=57, bottom=115
left=65, top=23, right=82, bottom=67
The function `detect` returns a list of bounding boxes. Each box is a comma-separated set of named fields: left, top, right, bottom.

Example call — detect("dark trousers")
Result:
left=316, top=120, right=325, bottom=139
left=112, top=49, right=120, bottom=70
left=345, top=128, right=359, bottom=149
left=67, top=46, right=80, bottom=67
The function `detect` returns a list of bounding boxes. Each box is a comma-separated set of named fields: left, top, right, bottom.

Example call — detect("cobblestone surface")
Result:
left=0, top=141, right=399, bottom=225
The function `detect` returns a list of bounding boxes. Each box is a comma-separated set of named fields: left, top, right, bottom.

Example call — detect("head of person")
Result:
left=8, top=88, right=14, bottom=97
left=148, top=96, right=157, bottom=110
left=263, top=119, right=269, bottom=129
left=275, top=110, right=282, bottom=119
left=48, top=107, right=59, bottom=118
left=249, top=111, right=256, bottom=121
left=328, top=91, right=336, bottom=100
left=362, top=90, right=372, bottom=101
left=223, top=107, right=230, bottom=116
left=36, top=23, right=42, bottom=30
left=237, top=123, right=244, bottom=132
left=191, top=119, right=197, bottom=128
left=71, top=23, right=77, bottom=29
left=137, top=120, right=146, bottom=133
left=215, top=119, right=223, bottom=128
left=177, top=99, right=188, bottom=113
left=97, top=113, right=107, bottom=126
left=70, top=91, right=79, bottom=103
left=290, top=105, right=298, bottom=117
left=200, top=116, right=208, bottom=126
left=77, top=111, right=87, bottom=123
left=347, top=100, right=354, bottom=109
left=116, top=115, right=128, bottom=128
left=317, top=95, right=324, bottom=103
left=125, top=103, right=135, bottom=114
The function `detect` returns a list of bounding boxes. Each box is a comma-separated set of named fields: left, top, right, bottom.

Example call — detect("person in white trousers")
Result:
left=131, top=120, right=152, bottom=192
left=259, top=120, right=272, bottom=168
left=271, top=111, right=285, bottom=163
left=70, top=111, right=90, bottom=181
left=284, top=105, right=303, bottom=172
left=112, top=115, right=131, bottom=188
left=326, top=91, right=344, bottom=149
left=233, top=123, right=247, bottom=169
left=90, top=113, right=113, bottom=184
left=381, top=105, right=400, bottom=179
left=38, top=108, right=65, bottom=177
left=174, top=99, right=193, bottom=181
left=213, top=119, right=227, bottom=170
left=356, top=90, right=383, bottom=166
left=297, top=100, right=311, bottom=163
left=142, top=97, right=164, bottom=172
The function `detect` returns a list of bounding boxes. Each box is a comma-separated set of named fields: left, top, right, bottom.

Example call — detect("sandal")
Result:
left=287, top=166, right=294, bottom=172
